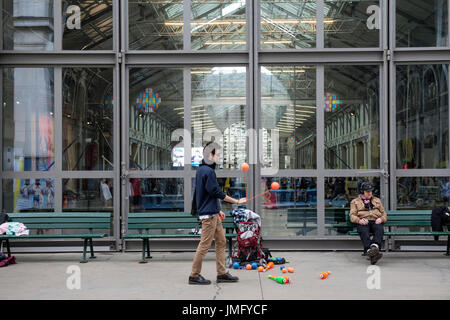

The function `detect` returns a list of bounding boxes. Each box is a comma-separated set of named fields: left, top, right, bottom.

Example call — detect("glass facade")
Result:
left=62, top=0, right=114, bottom=50
left=2, top=0, right=450, bottom=248
left=324, top=65, right=380, bottom=169
left=2, top=68, right=55, bottom=172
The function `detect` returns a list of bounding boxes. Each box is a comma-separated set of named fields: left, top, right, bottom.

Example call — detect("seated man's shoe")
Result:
left=367, top=244, right=382, bottom=265
left=370, top=252, right=383, bottom=265
left=217, top=272, right=239, bottom=283
left=367, top=244, right=379, bottom=257
left=189, top=274, right=211, bottom=285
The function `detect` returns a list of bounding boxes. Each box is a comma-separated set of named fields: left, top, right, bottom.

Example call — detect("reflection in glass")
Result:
left=2, top=0, right=54, bottom=50
left=261, top=66, right=316, bottom=170
left=397, top=0, right=448, bottom=47
left=191, top=0, right=246, bottom=50
left=397, top=177, right=450, bottom=209
left=396, top=177, right=450, bottom=232
left=62, top=0, right=113, bottom=50
left=324, top=0, right=380, bottom=48
left=2, top=68, right=55, bottom=172
left=325, top=176, right=380, bottom=235
left=129, top=68, right=184, bottom=170
left=128, top=0, right=183, bottom=50
left=63, top=68, right=114, bottom=171
left=3, top=179, right=55, bottom=213
left=260, top=177, right=317, bottom=236
left=396, top=65, right=449, bottom=169
left=261, top=0, right=316, bottom=49
left=191, top=67, right=247, bottom=170
left=130, top=178, right=184, bottom=212
left=324, top=65, right=380, bottom=169
left=63, top=178, right=113, bottom=211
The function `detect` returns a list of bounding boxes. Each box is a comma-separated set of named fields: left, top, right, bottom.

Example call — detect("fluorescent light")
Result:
left=292, top=105, right=317, bottom=109
left=204, top=40, right=246, bottom=45
left=263, top=40, right=292, bottom=44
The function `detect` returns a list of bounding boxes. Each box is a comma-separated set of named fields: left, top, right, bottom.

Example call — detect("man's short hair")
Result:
left=203, top=141, right=221, bottom=160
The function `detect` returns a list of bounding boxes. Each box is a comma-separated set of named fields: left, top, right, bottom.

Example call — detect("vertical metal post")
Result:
left=120, top=0, right=128, bottom=251
left=317, top=0, right=324, bottom=49
left=253, top=0, right=261, bottom=216
left=317, top=66, right=325, bottom=236
left=113, top=0, right=121, bottom=250
left=380, top=0, right=390, bottom=209
left=389, top=0, right=397, bottom=210
left=184, top=0, right=191, bottom=51
left=54, top=67, right=63, bottom=213
left=54, top=0, right=62, bottom=51
left=184, top=67, right=192, bottom=213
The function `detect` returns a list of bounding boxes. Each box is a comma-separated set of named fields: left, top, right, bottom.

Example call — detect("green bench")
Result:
left=0, top=212, right=111, bottom=263
left=124, top=212, right=237, bottom=263
left=336, top=210, right=450, bottom=255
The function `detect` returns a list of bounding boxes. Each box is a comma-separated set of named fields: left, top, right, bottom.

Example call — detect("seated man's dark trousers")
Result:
left=357, top=220, right=384, bottom=252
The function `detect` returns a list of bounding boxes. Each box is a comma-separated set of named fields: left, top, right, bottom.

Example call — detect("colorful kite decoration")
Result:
left=324, top=92, right=342, bottom=112
left=136, top=88, right=161, bottom=113
left=287, top=136, right=295, bottom=148
left=104, top=95, right=113, bottom=110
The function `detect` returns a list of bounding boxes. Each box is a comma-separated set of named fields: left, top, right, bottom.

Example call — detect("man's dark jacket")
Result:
left=431, top=206, right=450, bottom=241
left=191, top=160, right=226, bottom=217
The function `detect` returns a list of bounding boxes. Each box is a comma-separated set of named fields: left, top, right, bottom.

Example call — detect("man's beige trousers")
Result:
left=190, top=215, right=227, bottom=277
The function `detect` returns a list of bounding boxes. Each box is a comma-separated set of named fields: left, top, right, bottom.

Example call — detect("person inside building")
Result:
left=189, top=141, right=247, bottom=285
left=349, top=182, right=387, bottom=265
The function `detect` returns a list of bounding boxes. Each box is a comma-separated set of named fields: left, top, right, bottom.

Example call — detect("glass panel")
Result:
left=261, top=65, right=316, bottom=170
left=396, top=177, right=450, bottom=232
left=324, top=0, right=380, bottom=48
left=2, top=68, right=55, bottom=172
left=396, top=65, right=449, bottom=169
left=2, top=0, right=54, bottom=50
left=191, top=0, right=246, bottom=50
left=397, top=177, right=450, bottom=209
left=128, top=0, right=183, bottom=50
left=325, top=176, right=380, bottom=235
left=191, top=66, right=247, bottom=170
left=324, top=65, right=380, bottom=169
left=62, top=68, right=114, bottom=171
left=129, top=68, right=184, bottom=170
left=3, top=179, right=55, bottom=213
left=130, top=178, right=184, bottom=212
left=396, top=0, right=448, bottom=47
left=261, top=0, right=316, bottom=49
left=62, top=0, right=113, bottom=50
left=63, top=178, right=113, bottom=211
left=260, top=177, right=317, bottom=236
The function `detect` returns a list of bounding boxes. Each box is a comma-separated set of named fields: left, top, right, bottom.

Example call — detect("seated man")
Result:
left=349, top=182, right=387, bottom=265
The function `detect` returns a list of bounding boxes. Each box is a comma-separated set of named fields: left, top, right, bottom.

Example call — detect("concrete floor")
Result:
left=0, top=251, right=449, bottom=300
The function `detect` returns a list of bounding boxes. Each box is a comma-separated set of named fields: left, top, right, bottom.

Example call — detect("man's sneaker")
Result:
left=370, top=252, right=383, bottom=265
left=188, top=274, right=211, bottom=285
left=217, top=272, right=239, bottom=283
left=367, top=244, right=382, bottom=265
left=367, top=244, right=379, bottom=257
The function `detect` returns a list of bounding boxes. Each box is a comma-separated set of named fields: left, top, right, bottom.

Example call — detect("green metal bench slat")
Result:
left=124, top=233, right=236, bottom=239
left=0, top=234, right=107, bottom=239
left=349, top=231, right=450, bottom=236
left=8, top=218, right=111, bottom=223
left=9, top=224, right=111, bottom=229
left=7, top=212, right=111, bottom=218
